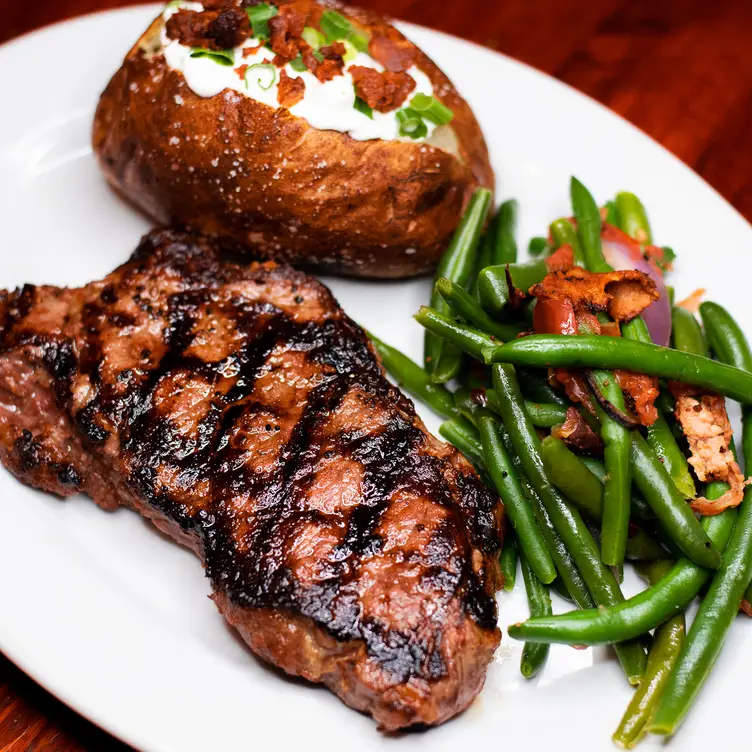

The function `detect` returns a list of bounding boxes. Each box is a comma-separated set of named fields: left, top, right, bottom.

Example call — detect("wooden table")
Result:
left=1, top=0, right=751, bottom=749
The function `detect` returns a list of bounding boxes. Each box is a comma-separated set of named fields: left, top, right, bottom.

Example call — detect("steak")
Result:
left=0, top=229, right=503, bottom=731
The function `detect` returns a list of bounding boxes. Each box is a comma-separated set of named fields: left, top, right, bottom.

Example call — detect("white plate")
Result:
left=0, top=5, right=750, bottom=751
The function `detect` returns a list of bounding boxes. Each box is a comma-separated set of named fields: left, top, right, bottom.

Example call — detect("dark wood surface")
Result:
left=1, top=0, right=751, bottom=749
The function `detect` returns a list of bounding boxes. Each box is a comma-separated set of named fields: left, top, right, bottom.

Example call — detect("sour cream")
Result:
left=159, top=2, right=440, bottom=143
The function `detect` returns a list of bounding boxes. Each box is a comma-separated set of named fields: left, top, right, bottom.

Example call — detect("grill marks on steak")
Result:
left=0, top=230, right=502, bottom=730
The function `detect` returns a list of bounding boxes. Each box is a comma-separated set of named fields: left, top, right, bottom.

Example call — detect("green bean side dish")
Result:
left=369, top=179, right=752, bottom=748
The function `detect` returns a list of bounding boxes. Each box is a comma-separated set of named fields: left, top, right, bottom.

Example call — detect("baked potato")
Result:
left=93, top=0, right=493, bottom=278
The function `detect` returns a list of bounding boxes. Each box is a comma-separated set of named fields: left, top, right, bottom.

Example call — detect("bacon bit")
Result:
left=320, top=42, right=347, bottom=59
left=235, top=63, right=249, bottom=82
left=554, top=370, right=597, bottom=414
left=670, top=382, right=750, bottom=514
left=530, top=267, right=658, bottom=324
left=545, top=245, right=575, bottom=273
left=277, top=69, right=305, bottom=107
left=614, top=371, right=660, bottom=426
left=242, top=43, right=264, bottom=56
left=350, top=65, right=416, bottom=112
left=268, top=3, right=306, bottom=59
left=552, top=406, right=603, bottom=454
left=368, top=32, right=417, bottom=72
left=741, top=600, right=752, bottom=617
left=166, top=7, right=251, bottom=51
left=302, top=46, right=345, bottom=82
left=676, top=288, right=706, bottom=314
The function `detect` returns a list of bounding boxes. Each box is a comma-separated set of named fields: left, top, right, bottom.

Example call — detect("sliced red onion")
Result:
left=601, top=232, right=672, bottom=346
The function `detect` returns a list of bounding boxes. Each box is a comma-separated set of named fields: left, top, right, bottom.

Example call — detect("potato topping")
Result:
left=350, top=65, right=416, bottom=112
left=166, top=7, right=251, bottom=51
left=277, top=69, right=305, bottom=107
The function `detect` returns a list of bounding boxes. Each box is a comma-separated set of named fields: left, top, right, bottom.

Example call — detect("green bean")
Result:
left=613, top=565, right=684, bottom=748
left=541, top=436, right=602, bottom=518
left=615, top=191, right=652, bottom=244
left=671, top=307, right=706, bottom=357
left=520, top=552, right=552, bottom=678
left=435, top=278, right=523, bottom=342
left=580, top=457, right=655, bottom=521
left=494, top=421, right=594, bottom=609
left=631, top=432, right=720, bottom=569
left=492, top=363, right=646, bottom=683
left=439, top=418, right=486, bottom=470
left=651, top=306, right=752, bottom=736
left=519, top=471, right=595, bottom=610
left=700, top=301, right=752, bottom=373
left=508, top=489, right=735, bottom=647
left=442, top=408, right=594, bottom=607
left=470, top=223, right=496, bottom=297
left=528, top=236, right=549, bottom=257
left=499, top=530, right=518, bottom=592
left=620, top=315, right=697, bottom=500
left=430, top=345, right=464, bottom=384
left=522, top=401, right=568, bottom=428
left=541, top=437, right=665, bottom=560
left=604, top=199, right=618, bottom=226
left=476, top=260, right=549, bottom=318
left=368, top=334, right=457, bottom=420
left=571, top=176, right=609, bottom=273
left=492, top=199, right=518, bottom=265
left=483, top=334, right=752, bottom=405
left=516, top=367, right=569, bottom=407
left=549, top=218, right=585, bottom=266
left=425, top=189, right=492, bottom=377
left=415, top=306, right=496, bottom=363
left=480, top=416, right=557, bottom=584
left=646, top=414, right=696, bottom=499
left=587, top=371, right=632, bottom=567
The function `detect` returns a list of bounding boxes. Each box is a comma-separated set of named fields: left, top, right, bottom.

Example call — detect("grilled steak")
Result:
left=0, top=229, right=503, bottom=730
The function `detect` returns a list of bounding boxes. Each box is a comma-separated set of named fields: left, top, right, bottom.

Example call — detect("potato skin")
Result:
left=93, top=0, right=494, bottom=278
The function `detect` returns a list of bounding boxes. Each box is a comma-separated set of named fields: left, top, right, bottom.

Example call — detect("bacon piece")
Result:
left=369, top=33, right=417, bottom=73
left=302, top=45, right=346, bottom=82
left=268, top=3, right=306, bottom=59
left=544, top=245, right=574, bottom=273
left=166, top=7, right=251, bottom=51
left=614, top=370, right=659, bottom=426
left=530, top=267, right=658, bottom=324
left=553, top=369, right=597, bottom=415
left=350, top=65, right=416, bottom=112
left=552, top=406, right=603, bottom=454
left=277, top=69, right=305, bottom=107
left=670, top=383, right=749, bottom=514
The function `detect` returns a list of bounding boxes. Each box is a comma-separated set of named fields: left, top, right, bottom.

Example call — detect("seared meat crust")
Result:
left=0, top=230, right=502, bottom=730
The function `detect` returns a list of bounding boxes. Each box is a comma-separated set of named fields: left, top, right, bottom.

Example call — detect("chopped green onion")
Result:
left=301, top=25, right=325, bottom=49
left=245, top=62, right=277, bottom=90
left=290, top=54, right=307, bottom=72
left=189, top=48, right=235, bottom=66
left=409, top=93, right=453, bottom=125
left=342, top=39, right=358, bottom=62
left=320, top=9, right=352, bottom=41
left=165, top=0, right=183, bottom=9
left=313, top=50, right=324, bottom=63
left=396, top=107, right=428, bottom=139
left=246, top=3, right=278, bottom=41
left=349, top=31, right=370, bottom=53
left=354, top=96, right=373, bottom=119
